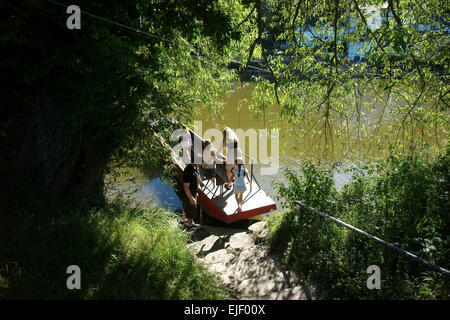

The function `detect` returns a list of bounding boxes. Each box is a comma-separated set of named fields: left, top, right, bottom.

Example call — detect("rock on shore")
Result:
left=188, top=221, right=317, bottom=300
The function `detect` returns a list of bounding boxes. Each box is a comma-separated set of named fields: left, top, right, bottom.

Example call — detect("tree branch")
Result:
left=240, top=0, right=262, bottom=84
left=352, top=0, right=387, bottom=55
left=235, top=2, right=257, bottom=29
left=291, top=0, right=303, bottom=45
left=263, top=50, right=280, bottom=104
left=387, top=0, right=425, bottom=86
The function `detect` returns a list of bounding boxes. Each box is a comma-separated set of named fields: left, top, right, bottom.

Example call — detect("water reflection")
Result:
left=135, top=178, right=182, bottom=211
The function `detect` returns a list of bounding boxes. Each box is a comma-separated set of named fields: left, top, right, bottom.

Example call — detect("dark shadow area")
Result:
left=0, top=201, right=228, bottom=299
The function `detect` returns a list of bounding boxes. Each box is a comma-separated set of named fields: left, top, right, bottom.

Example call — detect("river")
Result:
left=107, top=82, right=445, bottom=214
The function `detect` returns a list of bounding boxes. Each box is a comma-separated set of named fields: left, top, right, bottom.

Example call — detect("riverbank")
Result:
left=0, top=197, right=229, bottom=299
left=103, top=165, right=318, bottom=299
left=188, top=221, right=318, bottom=299
left=267, top=151, right=450, bottom=299
left=101, top=146, right=449, bottom=300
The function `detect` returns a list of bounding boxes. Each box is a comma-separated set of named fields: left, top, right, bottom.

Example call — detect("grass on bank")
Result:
left=0, top=200, right=229, bottom=299
left=267, top=150, right=450, bottom=299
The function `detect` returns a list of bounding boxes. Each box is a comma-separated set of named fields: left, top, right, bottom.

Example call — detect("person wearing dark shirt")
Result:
left=181, top=155, right=204, bottom=228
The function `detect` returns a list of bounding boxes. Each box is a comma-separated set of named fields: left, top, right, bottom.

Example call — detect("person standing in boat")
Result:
left=216, top=127, right=243, bottom=188
left=202, top=140, right=218, bottom=187
left=181, top=151, right=204, bottom=228
left=178, top=126, right=192, bottom=164
left=232, top=157, right=251, bottom=213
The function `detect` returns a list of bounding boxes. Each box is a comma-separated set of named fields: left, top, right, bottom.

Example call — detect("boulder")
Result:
left=256, top=228, right=269, bottom=241
left=227, top=252, right=279, bottom=282
left=235, top=271, right=298, bottom=297
left=187, top=234, right=222, bottom=256
left=208, top=262, right=228, bottom=274
left=202, top=249, right=236, bottom=265
left=243, top=285, right=316, bottom=300
left=248, top=221, right=267, bottom=235
left=227, top=232, right=255, bottom=249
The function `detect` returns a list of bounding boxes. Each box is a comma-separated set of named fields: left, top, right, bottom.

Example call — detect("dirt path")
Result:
left=188, top=221, right=317, bottom=300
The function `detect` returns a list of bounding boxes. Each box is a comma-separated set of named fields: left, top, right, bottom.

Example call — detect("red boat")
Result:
left=169, top=129, right=277, bottom=223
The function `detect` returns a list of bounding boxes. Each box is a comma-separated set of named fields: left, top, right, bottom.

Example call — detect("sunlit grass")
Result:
left=0, top=200, right=229, bottom=299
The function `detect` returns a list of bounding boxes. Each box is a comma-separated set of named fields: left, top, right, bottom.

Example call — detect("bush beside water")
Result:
left=268, top=149, right=450, bottom=299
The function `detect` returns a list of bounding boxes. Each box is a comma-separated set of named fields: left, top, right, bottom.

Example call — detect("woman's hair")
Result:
left=234, top=157, right=244, bottom=176
left=223, top=128, right=240, bottom=163
left=223, top=127, right=238, bottom=144
left=222, top=127, right=229, bottom=144
left=203, top=139, right=211, bottom=149
left=202, top=139, right=212, bottom=163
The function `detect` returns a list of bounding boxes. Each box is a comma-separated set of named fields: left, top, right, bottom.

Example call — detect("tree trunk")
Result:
left=3, top=103, right=109, bottom=212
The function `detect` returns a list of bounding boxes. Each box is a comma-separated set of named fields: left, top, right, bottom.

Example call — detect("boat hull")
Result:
left=175, top=164, right=276, bottom=224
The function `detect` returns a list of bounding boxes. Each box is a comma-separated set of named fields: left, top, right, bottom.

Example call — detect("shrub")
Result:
left=269, top=149, right=450, bottom=299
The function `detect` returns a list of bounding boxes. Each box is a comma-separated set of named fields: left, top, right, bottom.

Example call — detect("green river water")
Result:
left=109, top=82, right=446, bottom=213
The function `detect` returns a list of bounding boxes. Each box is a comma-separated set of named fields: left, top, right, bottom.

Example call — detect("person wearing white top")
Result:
left=179, top=128, right=192, bottom=164
left=216, top=127, right=242, bottom=188
left=232, top=157, right=251, bottom=212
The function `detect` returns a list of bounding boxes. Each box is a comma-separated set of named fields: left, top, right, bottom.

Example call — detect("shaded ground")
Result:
left=187, top=221, right=317, bottom=300
left=105, top=170, right=317, bottom=299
